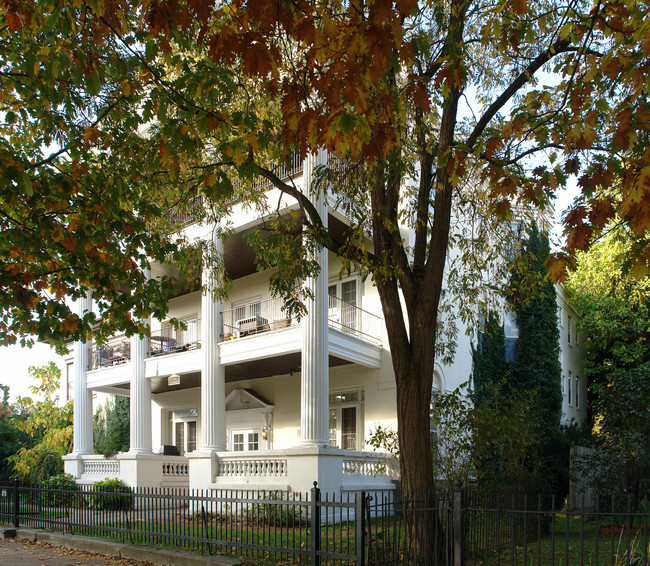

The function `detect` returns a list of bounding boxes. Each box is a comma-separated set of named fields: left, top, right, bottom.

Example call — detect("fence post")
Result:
left=355, top=491, right=366, bottom=566
left=311, top=482, right=321, bottom=566
left=13, top=478, right=19, bottom=528
left=453, top=482, right=464, bottom=566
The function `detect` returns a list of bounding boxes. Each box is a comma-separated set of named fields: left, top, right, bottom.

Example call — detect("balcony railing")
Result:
left=169, top=154, right=304, bottom=227
left=149, top=317, right=201, bottom=357
left=327, top=295, right=382, bottom=343
left=221, top=296, right=382, bottom=343
left=89, top=338, right=131, bottom=370
left=222, top=298, right=296, bottom=339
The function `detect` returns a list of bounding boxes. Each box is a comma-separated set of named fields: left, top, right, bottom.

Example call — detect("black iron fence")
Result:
left=0, top=480, right=648, bottom=565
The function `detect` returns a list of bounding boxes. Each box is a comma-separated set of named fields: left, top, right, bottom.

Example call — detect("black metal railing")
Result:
left=169, top=154, right=304, bottom=227
left=1, top=480, right=648, bottom=566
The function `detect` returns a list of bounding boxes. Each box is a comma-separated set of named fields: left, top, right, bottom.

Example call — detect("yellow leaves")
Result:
left=61, top=315, right=79, bottom=334
left=567, top=122, right=596, bottom=150
left=245, top=131, right=259, bottom=152
left=83, top=126, right=101, bottom=143
left=122, top=80, right=136, bottom=96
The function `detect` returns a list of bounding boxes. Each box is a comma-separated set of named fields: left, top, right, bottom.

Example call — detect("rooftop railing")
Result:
left=169, top=154, right=304, bottom=227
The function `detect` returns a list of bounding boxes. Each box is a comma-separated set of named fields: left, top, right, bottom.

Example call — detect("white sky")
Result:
left=0, top=341, right=67, bottom=402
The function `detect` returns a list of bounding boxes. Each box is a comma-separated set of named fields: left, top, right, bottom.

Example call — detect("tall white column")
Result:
left=300, top=150, right=330, bottom=447
left=129, top=307, right=152, bottom=454
left=72, top=291, right=93, bottom=455
left=200, top=229, right=226, bottom=451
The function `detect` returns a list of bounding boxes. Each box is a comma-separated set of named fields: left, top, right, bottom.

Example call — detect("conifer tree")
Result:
left=471, top=310, right=510, bottom=407
left=509, top=227, right=562, bottom=430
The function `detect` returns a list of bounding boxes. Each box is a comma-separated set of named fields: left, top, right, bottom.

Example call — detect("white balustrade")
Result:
left=82, top=460, right=120, bottom=477
left=342, top=456, right=398, bottom=478
left=218, top=458, right=288, bottom=477
left=162, top=461, right=189, bottom=476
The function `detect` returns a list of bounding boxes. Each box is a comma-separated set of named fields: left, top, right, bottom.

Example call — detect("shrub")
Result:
left=250, top=491, right=300, bottom=527
left=89, top=478, right=133, bottom=511
left=28, top=450, right=64, bottom=484
left=40, top=473, right=78, bottom=507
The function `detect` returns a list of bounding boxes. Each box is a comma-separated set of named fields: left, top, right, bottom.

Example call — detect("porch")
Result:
left=65, top=448, right=397, bottom=494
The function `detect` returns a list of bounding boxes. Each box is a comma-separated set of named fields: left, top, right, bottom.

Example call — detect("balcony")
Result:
left=89, top=338, right=131, bottom=370
left=149, top=316, right=201, bottom=356
left=221, top=296, right=382, bottom=344
left=169, top=154, right=304, bottom=227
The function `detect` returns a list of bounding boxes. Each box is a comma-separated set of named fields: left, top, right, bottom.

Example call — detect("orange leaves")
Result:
left=242, top=41, right=278, bottom=78
left=61, top=315, right=79, bottom=334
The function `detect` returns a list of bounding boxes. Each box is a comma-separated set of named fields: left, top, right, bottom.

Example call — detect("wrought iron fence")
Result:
left=1, top=481, right=648, bottom=566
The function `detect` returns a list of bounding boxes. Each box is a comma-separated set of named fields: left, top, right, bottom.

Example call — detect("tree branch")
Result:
left=465, top=39, right=575, bottom=151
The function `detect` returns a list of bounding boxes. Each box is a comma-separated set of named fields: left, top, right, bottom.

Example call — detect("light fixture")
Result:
left=262, top=426, right=269, bottom=440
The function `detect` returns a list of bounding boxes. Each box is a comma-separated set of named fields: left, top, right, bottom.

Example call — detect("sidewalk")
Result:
left=0, top=537, right=153, bottom=566
left=0, top=527, right=241, bottom=566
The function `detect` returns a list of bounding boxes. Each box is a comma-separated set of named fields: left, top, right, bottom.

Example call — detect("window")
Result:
left=567, top=371, right=573, bottom=405
left=329, top=390, right=363, bottom=450
left=568, top=316, right=572, bottom=345
left=328, top=279, right=359, bottom=332
left=231, top=430, right=260, bottom=452
left=171, top=408, right=198, bottom=455
left=66, top=363, right=74, bottom=401
left=575, top=375, right=580, bottom=409
left=504, top=312, right=519, bottom=363
left=561, top=373, right=565, bottom=394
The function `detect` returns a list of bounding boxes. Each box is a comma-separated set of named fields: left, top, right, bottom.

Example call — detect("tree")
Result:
left=470, top=310, right=510, bottom=407
left=95, top=395, right=130, bottom=454
left=509, top=227, right=566, bottom=493
left=509, top=227, right=562, bottom=431
left=7, top=362, right=73, bottom=481
left=2, top=0, right=648, bottom=498
left=567, top=230, right=650, bottom=506
left=0, top=385, right=27, bottom=479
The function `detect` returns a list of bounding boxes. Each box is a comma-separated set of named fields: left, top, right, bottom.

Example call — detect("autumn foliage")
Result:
left=1, top=0, right=649, bottom=495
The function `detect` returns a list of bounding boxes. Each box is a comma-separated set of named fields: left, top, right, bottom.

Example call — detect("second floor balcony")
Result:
left=221, top=296, right=382, bottom=344
left=86, top=294, right=383, bottom=386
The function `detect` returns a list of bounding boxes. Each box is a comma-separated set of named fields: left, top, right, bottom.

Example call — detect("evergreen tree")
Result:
left=94, top=396, right=130, bottom=454
left=105, top=396, right=130, bottom=453
left=508, top=226, right=562, bottom=430
left=470, top=310, right=510, bottom=406
left=508, top=226, right=565, bottom=493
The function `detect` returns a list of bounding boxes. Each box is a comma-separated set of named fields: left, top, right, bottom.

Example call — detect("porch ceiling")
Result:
left=226, top=353, right=350, bottom=382
left=146, top=353, right=352, bottom=393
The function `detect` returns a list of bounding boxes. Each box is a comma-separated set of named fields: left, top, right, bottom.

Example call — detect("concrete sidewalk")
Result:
left=0, top=526, right=241, bottom=566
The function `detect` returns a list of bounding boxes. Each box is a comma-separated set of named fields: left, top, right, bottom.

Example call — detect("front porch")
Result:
left=64, top=447, right=397, bottom=494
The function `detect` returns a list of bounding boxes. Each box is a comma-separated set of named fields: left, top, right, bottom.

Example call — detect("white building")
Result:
left=63, top=153, right=586, bottom=492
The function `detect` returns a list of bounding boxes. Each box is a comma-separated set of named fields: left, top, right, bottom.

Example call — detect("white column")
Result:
left=200, top=229, right=226, bottom=451
left=72, top=291, right=93, bottom=455
left=300, top=150, right=330, bottom=447
left=129, top=309, right=152, bottom=454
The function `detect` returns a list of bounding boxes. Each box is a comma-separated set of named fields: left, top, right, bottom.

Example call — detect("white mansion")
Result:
left=63, top=153, right=586, bottom=493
